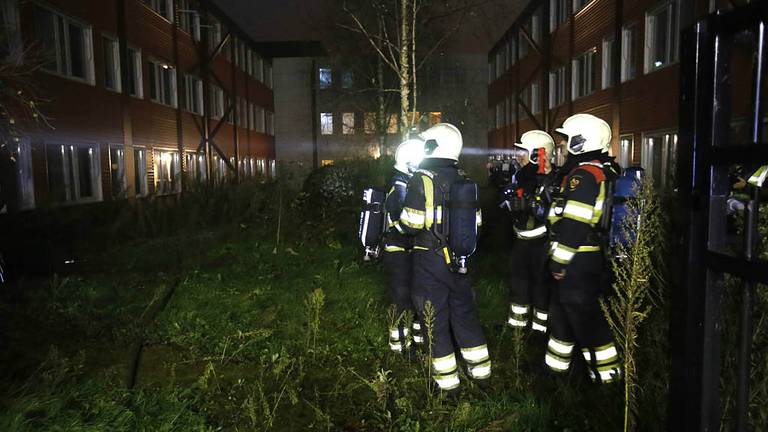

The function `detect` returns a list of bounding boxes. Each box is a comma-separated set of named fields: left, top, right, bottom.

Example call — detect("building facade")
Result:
left=2, top=0, right=276, bottom=212
left=487, top=0, right=756, bottom=188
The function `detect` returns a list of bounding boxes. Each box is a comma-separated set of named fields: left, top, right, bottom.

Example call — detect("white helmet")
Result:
left=555, top=113, right=612, bottom=155
left=514, top=130, right=554, bottom=164
left=420, top=123, right=463, bottom=161
left=394, top=138, right=425, bottom=174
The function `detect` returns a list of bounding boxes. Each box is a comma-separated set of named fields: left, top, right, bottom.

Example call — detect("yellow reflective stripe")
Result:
left=514, top=225, right=547, bottom=239
left=443, top=247, right=452, bottom=264
left=423, top=175, right=435, bottom=229
left=384, top=245, right=406, bottom=252
left=476, top=209, right=483, bottom=227
left=592, top=183, right=606, bottom=224
left=552, top=243, right=577, bottom=264
left=748, top=165, right=768, bottom=187
left=578, top=245, right=600, bottom=252
left=563, top=200, right=595, bottom=223
left=413, top=246, right=429, bottom=250
left=400, top=207, right=425, bottom=228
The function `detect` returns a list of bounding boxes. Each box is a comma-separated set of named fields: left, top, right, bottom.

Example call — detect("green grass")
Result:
left=0, top=181, right=677, bottom=431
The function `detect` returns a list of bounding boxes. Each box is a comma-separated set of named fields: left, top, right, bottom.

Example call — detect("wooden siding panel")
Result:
left=574, top=0, right=616, bottom=54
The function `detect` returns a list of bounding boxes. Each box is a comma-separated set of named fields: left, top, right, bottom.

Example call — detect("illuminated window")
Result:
left=530, top=80, right=541, bottom=114
left=34, top=5, right=95, bottom=84
left=621, top=25, right=636, bottom=82
left=343, top=113, right=355, bottom=135
left=184, top=75, right=203, bottom=114
left=572, top=48, right=596, bottom=99
left=321, top=159, right=334, bottom=167
left=364, top=112, right=376, bottom=134
left=269, top=159, right=277, bottom=179
left=645, top=1, right=679, bottom=73
left=103, top=35, right=121, bottom=92
left=110, top=145, right=126, bottom=199
left=429, top=112, right=442, bottom=126
left=319, top=68, right=332, bottom=89
left=148, top=59, right=177, bottom=107
left=185, top=152, right=206, bottom=184
left=496, top=49, right=505, bottom=78
left=602, top=37, right=616, bottom=89
left=134, top=148, right=148, bottom=197
left=155, top=150, right=180, bottom=195
left=619, top=135, right=634, bottom=168
left=321, top=113, right=333, bottom=135
left=642, top=131, right=678, bottom=189
left=256, top=158, right=267, bottom=176
left=46, top=143, right=102, bottom=203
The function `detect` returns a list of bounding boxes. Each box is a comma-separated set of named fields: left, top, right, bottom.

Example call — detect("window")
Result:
left=143, top=0, right=173, bottom=21
left=495, top=102, right=504, bottom=129
left=266, top=111, right=274, bottom=135
left=0, top=0, right=21, bottom=61
left=265, top=62, right=273, bottom=88
left=573, top=0, right=591, bottom=14
left=429, top=112, right=442, bottom=127
left=342, top=112, right=355, bottom=135
left=602, top=37, right=615, bottom=89
left=210, top=84, right=224, bottom=119
left=34, top=6, right=95, bottom=84
left=387, top=114, right=399, bottom=134
left=253, top=105, right=265, bottom=132
left=13, top=139, right=35, bottom=210
left=519, top=31, right=529, bottom=59
left=134, top=148, right=148, bottom=197
left=496, top=49, right=505, bottom=78
left=531, top=81, right=541, bottom=113
left=364, top=112, right=376, bottom=134
left=506, top=95, right=513, bottom=125
left=148, top=60, right=177, bottom=106
left=109, top=145, right=126, bottom=199
left=155, top=150, right=180, bottom=195
left=238, top=98, right=248, bottom=127
left=212, top=154, right=228, bottom=185
left=256, top=158, right=267, bottom=176
left=321, top=113, right=333, bottom=135
left=185, top=152, right=206, bottom=184
left=549, top=66, right=567, bottom=108
left=550, top=0, right=569, bottom=32
left=103, top=35, right=121, bottom=92
left=208, top=18, right=222, bottom=51
left=342, top=70, right=353, bottom=89
left=45, top=143, right=102, bottom=204
left=488, top=58, right=495, bottom=84
left=247, top=102, right=255, bottom=130
left=126, top=47, right=143, bottom=97
left=619, top=135, right=634, bottom=168
left=507, top=38, right=516, bottom=67
left=183, top=75, right=203, bottom=114
left=269, top=160, right=277, bottom=179
left=519, top=12, right=540, bottom=58
left=645, top=1, right=679, bottom=73
left=252, top=54, right=263, bottom=81
left=621, top=26, right=636, bottom=82
left=178, top=0, right=200, bottom=40
left=319, top=67, right=332, bottom=89
left=642, top=131, right=678, bottom=189
left=572, top=49, right=596, bottom=99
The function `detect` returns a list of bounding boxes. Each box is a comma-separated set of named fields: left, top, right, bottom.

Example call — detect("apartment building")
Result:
left=487, top=0, right=756, bottom=188
left=2, top=0, right=276, bottom=211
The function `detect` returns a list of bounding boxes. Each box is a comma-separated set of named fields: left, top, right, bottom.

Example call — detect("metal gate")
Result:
left=674, top=2, right=768, bottom=431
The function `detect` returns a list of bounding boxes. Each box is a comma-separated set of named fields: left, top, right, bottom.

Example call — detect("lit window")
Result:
left=257, top=158, right=267, bottom=176
left=429, top=112, right=442, bottom=126
left=126, top=47, right=143, bottom=98
left=143, top=0, right=173, bottom=21
left=321, top=159, right=334, bottom=167
left=319, top=68, right=332, bottom=89
left=34, top=6, right=95, bottom=84
left=183, top=75, right=203, bottom=114
left=103, top=36, right=121, bottom=92
left=148, top=59, right=177, bottom=107
left=45, top=143, right=102, bottom=203
left=550, top=0, right=569, bottom=32
left=321, top=113, right=333, bottom=135
left=645, top=1, right=679, bottom=73
left=364, top=112, right=376, bottom=134
left=343, top=112, right=355, bottom=135
left=269, top=160, right=277, bottom=179
left=134, top=148, right=148, bottom=197
left=110, top=145, right=126, bottom=199
left=178, top=0, right=200, bottom=40
left=642, top=132, right=678, bottom=189
left=602, top=37, right=616, bottom=89
left=549, top=66, right=567, bottom=108
left=619, top=135, right=634, bottom=168
left=342, top=70, right=353, bottom=89
left=572, top=49, right=596, bottom=99
left=621, top=26, right=636, bottom=82
left=155, top=150, right=180, bottom=195
left=185, top=152, right=206, bottom=184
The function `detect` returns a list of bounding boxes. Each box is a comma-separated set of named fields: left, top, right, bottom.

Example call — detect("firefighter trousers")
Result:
left=411, top=249, right=491, bottom=391
left=507, top=236, right=551, bottom=331
left=382, top=249, right=421, bottom=351
left=546, top=251, right=621, bottom=383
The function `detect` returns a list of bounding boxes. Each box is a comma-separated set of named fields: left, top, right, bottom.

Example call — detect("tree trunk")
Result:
left=399, top=0, right=411, bottom=141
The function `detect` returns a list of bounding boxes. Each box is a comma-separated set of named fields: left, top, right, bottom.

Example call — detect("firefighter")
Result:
left=505, top=130, right=557, bottom=333
left=397, top=123, right=490, bottom=396
left=546, top=113, right=621, bottom=384
left=383, top=138, right=425, bottom=352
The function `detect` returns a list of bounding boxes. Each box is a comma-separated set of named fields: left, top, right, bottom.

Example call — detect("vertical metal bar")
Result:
left=735, top=21, right=766, bottom=432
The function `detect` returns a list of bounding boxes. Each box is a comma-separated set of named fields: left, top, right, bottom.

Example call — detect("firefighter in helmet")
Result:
left=504, top=130, right=558, bottom=333
left=397, top=123, right=490, bottom=396
left=382, top=139, right=425, bottom=353
left=546, top=113, right=621, bottom=384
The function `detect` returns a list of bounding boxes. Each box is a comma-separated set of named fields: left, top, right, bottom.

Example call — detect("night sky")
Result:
left=211, top=0, right=522, bottom=54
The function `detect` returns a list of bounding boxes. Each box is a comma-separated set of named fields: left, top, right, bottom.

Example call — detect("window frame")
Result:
left=618, top=134, right=634, bottom=168
left=178, top=0, right=200, bottom=40
left=109, top=144, right=127, bottom=199
left=320, top=112, right=334, bottom=135
left=148, top=58, right=177, bottom=107
left=572, top=48, right=596, bottom=100
left=154, top=148, right=181, bottom=195
left=641, top=129, right=678, bottom=189
left=342, top=112, right=355, bottom=135
left=644, top=0, right=680, bottom=74
left=102, top=34, right=121, bottom=92
left=35, top=5, right=96, bottom=85
left=183, top=74, right=203, bottom=115
left=549, top=66, right=567, bottom=108
left=601, top=36, right=616, bottom=90
left=144, top=0, right=174, bottom=22
left=45, top=142, right=103, bottom=204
